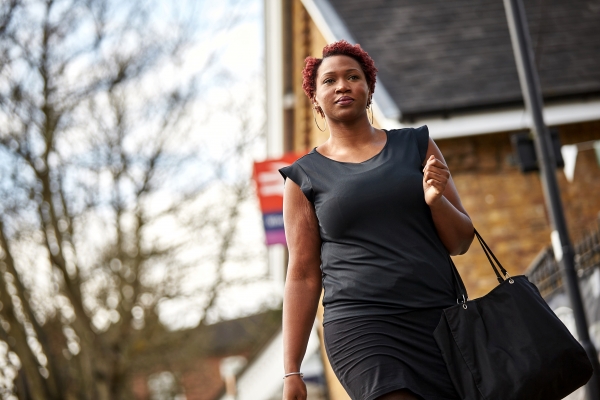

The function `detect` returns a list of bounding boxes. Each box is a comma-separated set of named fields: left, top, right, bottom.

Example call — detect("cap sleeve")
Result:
left=414, top=125, right=430, bottom=165
left=279, top=162, right=314, bottom=203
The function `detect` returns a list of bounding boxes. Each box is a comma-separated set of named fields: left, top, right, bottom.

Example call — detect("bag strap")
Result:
left=449, top=229, right=511, bottom=303
left=449, top=255, right=469, bottom=304
left=474, top=229, right=510, bottom=283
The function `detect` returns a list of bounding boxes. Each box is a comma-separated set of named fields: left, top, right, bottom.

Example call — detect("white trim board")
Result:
left=264, top=0, right=284, bottom=157
left=375, top=99, right=600, bottom=139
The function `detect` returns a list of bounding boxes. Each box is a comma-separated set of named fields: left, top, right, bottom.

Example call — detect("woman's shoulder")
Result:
left=384, top=125, right=428, bottom=145
left=385, top=125, right=428, bottom=136
left=289, top=149, right=329, bottom=174
left=385, top=126, right=429, bottom=162
left=279, top=151, right=317, bottom=180
left=279, top=153, right=317, bottom=203
left=285, top=150, right=318, bottom=171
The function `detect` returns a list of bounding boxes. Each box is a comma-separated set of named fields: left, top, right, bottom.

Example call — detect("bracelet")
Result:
left=283, top=372, right=304, bottom=379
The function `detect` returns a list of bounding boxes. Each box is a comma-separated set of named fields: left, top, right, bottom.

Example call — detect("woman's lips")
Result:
left=336, top=97, right=354, bottom=105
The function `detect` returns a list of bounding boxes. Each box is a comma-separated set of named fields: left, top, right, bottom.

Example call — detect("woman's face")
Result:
left=313, top=55, right=370, bottom=122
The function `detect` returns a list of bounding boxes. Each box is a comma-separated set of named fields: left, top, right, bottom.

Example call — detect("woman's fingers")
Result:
left=424, top=157, right=449, bottom=174
left=425, top=165, right=449, bottom=175
left=424, top=170, right=449, bottom=188
left=423, top=155, right=451, bottom=205
left=424, top=170, right=448, bottom=182
left=426, top=179, right=444, bottom=193
left=424, top=156, right=450, bottom=188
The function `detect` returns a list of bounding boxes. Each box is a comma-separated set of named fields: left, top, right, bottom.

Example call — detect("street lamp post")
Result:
left=502, top=0, right=600, bottom=398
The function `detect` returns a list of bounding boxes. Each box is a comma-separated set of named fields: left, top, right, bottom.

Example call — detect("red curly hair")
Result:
left=302, top=40, right=377, bottom=110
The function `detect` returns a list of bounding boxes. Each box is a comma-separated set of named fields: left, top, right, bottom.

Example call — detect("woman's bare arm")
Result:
left=282, top=179, right=323, bottom=399
left=423, top=137, right=474, bottom=255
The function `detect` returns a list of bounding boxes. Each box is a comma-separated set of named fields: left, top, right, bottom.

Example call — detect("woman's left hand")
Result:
left=423, top=154, right=450, bottom=206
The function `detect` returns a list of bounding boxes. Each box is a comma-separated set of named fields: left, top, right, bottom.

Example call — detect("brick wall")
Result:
left=438, top=120, right=600, bottom=298
left=182, top=357, right=225, bottom=400
left=132, top=354, right=259, bottom=400
left=132, top=357, right=224, bottom=400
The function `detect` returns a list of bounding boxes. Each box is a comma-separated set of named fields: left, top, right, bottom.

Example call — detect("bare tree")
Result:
left=0, top=0, right=266, bottom=398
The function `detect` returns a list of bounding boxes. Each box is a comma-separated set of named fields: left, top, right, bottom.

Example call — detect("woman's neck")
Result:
left=325, top=115, right=376, bottom=147
left=317, top=115, right=385, bottom=162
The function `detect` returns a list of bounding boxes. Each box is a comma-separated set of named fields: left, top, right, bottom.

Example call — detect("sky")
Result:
left=0, top=0, right=271, bottom=333
left=158, top=0, right=277, bottom=328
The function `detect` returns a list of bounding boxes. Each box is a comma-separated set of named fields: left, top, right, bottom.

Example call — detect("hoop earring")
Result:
left=312, top=106, right=327, bottom=132
left=368, top=104, right=374, bottom=125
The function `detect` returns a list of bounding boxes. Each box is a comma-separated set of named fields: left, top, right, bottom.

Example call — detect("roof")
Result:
left=130, top=309, right=282, bottom=370
left=318, top=0, right=600, bottom=119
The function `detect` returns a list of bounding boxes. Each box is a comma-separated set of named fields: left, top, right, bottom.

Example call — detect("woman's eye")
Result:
left=323, top=78, right=334, bottom=84
left=349, top=75, right=359, bottom=80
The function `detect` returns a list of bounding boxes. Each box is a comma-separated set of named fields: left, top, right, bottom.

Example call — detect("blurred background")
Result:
left=0, top=0, right=599, bottom=399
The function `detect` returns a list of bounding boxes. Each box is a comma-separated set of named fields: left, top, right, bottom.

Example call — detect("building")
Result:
left=130, top=310, right=282, bottom=400
left=265, top=0, right=600, bottom=398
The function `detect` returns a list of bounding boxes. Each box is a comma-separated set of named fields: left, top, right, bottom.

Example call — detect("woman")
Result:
left=280, top=40, right=474, bottom=400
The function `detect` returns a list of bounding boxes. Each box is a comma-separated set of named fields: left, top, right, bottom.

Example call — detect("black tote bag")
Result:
left=434, top=230, right=593, bottom=400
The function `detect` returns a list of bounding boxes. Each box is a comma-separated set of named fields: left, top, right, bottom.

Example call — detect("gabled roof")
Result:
left=314, top=0, right=600, bottom=120
left=130, top=309, right=282, bottom=370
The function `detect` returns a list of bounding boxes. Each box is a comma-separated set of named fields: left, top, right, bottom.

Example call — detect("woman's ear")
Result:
left=313, top=101, right=324, bottom=118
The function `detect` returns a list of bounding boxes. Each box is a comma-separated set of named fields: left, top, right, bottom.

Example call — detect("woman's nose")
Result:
left=335, top=83, right=349, bottom=93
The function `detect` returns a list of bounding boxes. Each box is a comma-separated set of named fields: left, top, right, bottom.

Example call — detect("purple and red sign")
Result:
left=253, top=153, right=303, bottom=245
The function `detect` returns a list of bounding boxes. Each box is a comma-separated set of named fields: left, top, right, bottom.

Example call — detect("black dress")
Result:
left=279, top=126, right=459, bottom=400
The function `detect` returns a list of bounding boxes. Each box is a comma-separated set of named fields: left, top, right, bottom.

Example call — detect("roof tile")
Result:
left=327, top=0, right=600, bottom=117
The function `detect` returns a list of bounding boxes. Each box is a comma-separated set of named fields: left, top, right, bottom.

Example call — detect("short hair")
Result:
left=302, top=40, right=377, bottom=108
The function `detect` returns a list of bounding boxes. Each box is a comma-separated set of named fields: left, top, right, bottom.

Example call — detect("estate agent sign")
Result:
left=253, top=153, right=303, bottom=245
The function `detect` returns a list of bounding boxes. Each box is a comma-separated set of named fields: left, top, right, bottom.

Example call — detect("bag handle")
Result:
left=449, top=229, right=511, bottom=304
left=449, top=256, right=469, bottom=305
left=474, top=229, right=510, bottom=283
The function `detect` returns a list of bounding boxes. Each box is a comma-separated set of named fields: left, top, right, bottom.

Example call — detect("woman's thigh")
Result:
left=324, top=311, right=458, bottom=400
left=376, top=389, right=420, bottom=400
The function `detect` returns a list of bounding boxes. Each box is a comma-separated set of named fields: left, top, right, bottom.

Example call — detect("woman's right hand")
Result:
left=283, top=375, right=307, bottom=400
